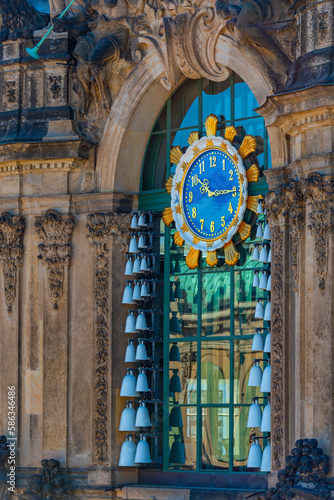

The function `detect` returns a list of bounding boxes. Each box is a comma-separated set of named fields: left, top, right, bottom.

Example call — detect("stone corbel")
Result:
left=302, top=173, right=334, bottom=294
left=0, top=212, right=25, bottom=313
left=35, top=209, right=74, bottom=310
left=86, top=212, right=131, bottom=464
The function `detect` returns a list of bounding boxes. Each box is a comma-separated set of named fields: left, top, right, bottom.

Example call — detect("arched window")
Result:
left=138, top=75, right=270, bottom=477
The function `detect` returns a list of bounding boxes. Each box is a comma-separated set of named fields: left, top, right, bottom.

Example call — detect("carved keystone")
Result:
left=0, top=212, right=25, bottom=313
left=35, top=209, right=74, bottom=310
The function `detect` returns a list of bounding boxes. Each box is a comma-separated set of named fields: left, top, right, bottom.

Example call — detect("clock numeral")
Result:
left=221, top=216, right=225, bottom=228
left=229, top=169, right=234, bottom=181
left=209, top=156, right=217, bottom=168
left=210, top=221, right=215, bottom=232
left=222, top=159, right=226, bottom=171
left=228, top=202, right=233, bottom=214
left=191, top=174, right=199, bottom=187
left=189, top=191, right=193, bottom=202
left=192, top=207, right=197, bottom=218
left=200, top=219, right=204, bottom=230
left=199, top=161, right=205, bottom=175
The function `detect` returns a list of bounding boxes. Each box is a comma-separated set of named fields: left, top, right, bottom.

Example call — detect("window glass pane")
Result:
left=233, top=406, right=265, bottom=471
left=234, top=339, right=261, bottom=404
left=169, top=341, right=197, bottom=404
left=202, top=77, right=231, bottom=123
left=142, top=133, right=167, bottom=191
left=171, top=80, right=199, bottom=130
left=170, top=230, right=198, bottom=275
left=170, top=274, right=198, bottom=338
left=169, top=406, right=197, bottom=470
left=234, top=74, right=258, bottom=120
left=234, top=117, right=265, bottom=168
left=154, top=105, right=168, bottom=132
left=202, top=407, right=229, bottom=470
left=234, top=269, right=267, bottom=336
left=201, top=341, right=230, bottom=404
left=202, top=270, right=231, bottom=336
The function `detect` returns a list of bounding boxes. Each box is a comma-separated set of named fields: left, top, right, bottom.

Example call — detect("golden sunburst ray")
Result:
left=206, top=250, right=218, bottom=267
left=224, top=240, right=239, bottom=266
left=238, top=136, right=257, bottom=159
left=204, top=114, right=218, bottom=136
left=174, top=231, right=185, bottom=247
left=165, top=176, right=173, bottom=194
left=224, top=126, right=237, bottom=143
left=162, top=207, right=174, bottom=226
left=246, top=164, right=260, bottom=183
left=238, top=221, right=251, bottom=240
left=186, top=247, right=200, bottom=269
left=188, top=131, right=199, bottom=145
left=246, top=196, right=260, bottom=214
left=170, top=146, right=183, bottom=165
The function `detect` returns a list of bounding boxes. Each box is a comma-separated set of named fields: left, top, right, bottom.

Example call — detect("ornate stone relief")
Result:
left=49, top=75, right=62, bottom=100
left=0, top=0, right=47, bottom=41
left=35, top=209, right=74, bottom=310
left=0, top=212, right=25, bottom=313
left=303, top=172, right=334, bottom=294
left=20, top=458, right=73, bottom=499
left=86, top=212, right=131, bottom=464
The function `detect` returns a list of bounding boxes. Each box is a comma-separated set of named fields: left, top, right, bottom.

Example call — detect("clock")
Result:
left=163, top=114, right=261, bottom=269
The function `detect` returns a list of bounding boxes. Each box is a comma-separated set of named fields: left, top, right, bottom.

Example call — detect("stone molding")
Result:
left=35, top=209, right=74, bottom=310
left=86, top=212, right=131, bottom=464
left=0, top=212, right=25, bottom=313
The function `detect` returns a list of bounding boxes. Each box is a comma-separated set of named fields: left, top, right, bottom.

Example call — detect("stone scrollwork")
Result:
left=303, top=173, right=334, bottom=294
left=87, top=212, right=131, bottom=464
left=0, top=212, right=25, bottom=313
left=35, top=209, right=74, bottom=310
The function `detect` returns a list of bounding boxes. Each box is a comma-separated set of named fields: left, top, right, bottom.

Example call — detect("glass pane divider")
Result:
left=229, top=265, right=234, bottom=473
left=163, top=226, right=171, bottom=471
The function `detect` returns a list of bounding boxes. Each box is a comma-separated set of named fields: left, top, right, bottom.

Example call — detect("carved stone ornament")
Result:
left=302, top=173, right=334, bottom=294
left=20, top=458, right=73, bottom=500
left=0, top=212, right=25, bottom=313
left=35, top=209, right=74, bottom=310
left=0, top=0, right=47, bottom=42
left=86, top=212, right=131, bottom=464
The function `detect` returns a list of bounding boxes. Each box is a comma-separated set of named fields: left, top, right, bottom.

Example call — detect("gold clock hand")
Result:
left=198, top=178, right=215, bottom=197
left=212, top=186, right=237, bottom=197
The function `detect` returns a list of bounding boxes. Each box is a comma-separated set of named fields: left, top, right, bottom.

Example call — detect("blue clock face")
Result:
left=182, top=148, right=242, bottom=240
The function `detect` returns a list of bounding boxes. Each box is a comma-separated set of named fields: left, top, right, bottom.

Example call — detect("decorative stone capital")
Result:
left=303, top=173, right=334, bottom=293
left=0, top=212, right=25, bottom=313
left=35, top=209, right=74, bottom=310
left=86, top=212, right=132, bottom=255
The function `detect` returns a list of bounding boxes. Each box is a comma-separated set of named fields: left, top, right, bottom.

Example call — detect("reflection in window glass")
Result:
left=202, top=407, right=229, bottom=470
left=234, top=74, right=258, bottom=120
left=171, top=80, right=199, bottom=130
left=202, top=77, right=231, bottom=123
left=202, top=271, right=231, bottom=336
left=201, top=341, right=230, bottom=404
left=233, top=406, right=264, bottom=471
left=169, top=407, right=197, bottom=470
left=234, top=339, right=261, bottom=405
left=170, top=274, right=198, bottom=338
left=169, top=341, right=197, bottom=404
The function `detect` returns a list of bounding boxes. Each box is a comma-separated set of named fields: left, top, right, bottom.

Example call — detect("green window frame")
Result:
left=139, top=75, right=270, bottom=473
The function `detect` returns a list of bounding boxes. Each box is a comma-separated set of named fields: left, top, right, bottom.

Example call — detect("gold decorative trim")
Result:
left=224, top=126, right=237, bottom=143
left=181, top=223, right=189, bottom=233
left=175, top=182, right=181, bottom=193
left=246, top=196, right=259, bottom=213
left=224, top=240, right=239, bottom=266
left=219, top=142, right=228, bottom=151
left=192, top=146, right=200, bottom=156
left=188, top=131, right=199, bottom=146
left=204, top=114, right=218, bottom=136
left=174, top=231, right=185, bottom=247
left=170, top=146, right=183, bottom=165
left=206, top=139, right=214, bottom=147
left=238, top=221, right=251, bottom=240
left=247, top=164, right=260, bottom=183
left=206, top=250, right=218, bottom=267
left=162, top=207, right=174, bottom=226
left=232, top=154, right=238, bottom=164
left=175, top=204, right=182, bottom=214
left=180, top=162, right=188, bottom=171
left=186, top=247, right=200, bottom=269
left=239, top=136, right=257, bottom=159
left=193, top=236, right=200, bottom=244
left=166, top=176, right=173, bottom=194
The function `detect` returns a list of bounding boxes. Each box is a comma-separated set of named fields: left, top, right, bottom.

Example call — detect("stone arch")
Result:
left=96, top=36, right=274, bottom=195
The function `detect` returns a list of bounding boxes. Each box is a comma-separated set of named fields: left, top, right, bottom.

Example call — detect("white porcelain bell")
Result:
left=248, top=361, right=263, bottom=387
left=266, top=274, right=271, bottom=292
left=259, top=244, right=268, bottom=263
left=252, top=330, right=264, bottom=352
left=135, top=402, right=151, bottom=427
left=136, top=340, right=148, bottom=361
left=129, top=235, right=139, bottom=254
left=264, top=332, right=271, bottom=353
left=130, top=213, right=138, bottom=229
left=132, top=256, right=141, bottom=274
left=252, top=245, right=260, bottom=261
left=125, top=340, right=136, bottom=362
left=134, top=435, right=151, bottom=464
left=122, top=282, right=134, bottom=305
left=252, top=271, right=260, bottom=288
left=138, top=212, right=146, bottom=227
left=255, top=299, right=264, bottom=319
left=119, top=402, right=137, bottom=431
left=261, top=443, right=271, bottom=472
left=140, top=255, right=148, bottom=272
left=120, top=369, right=138, bottom=397
left=261, top=403, right=271, bottom=432
left=132, top=281, right=141, bottom=301
left=135, top=311, right=148, bottom=330
left=118, top=435, right=136, bottom=466
left=140, top=281, right=149, bottom=298
left=247, top=438, right=262, bottom=468
left=247, top=398, right=262, bottom=428
left=257, top=199, right=264, bottom=214
left=125, top=311, right=136, bottom=333
left=259, top=271, right=268, bottom=290
left=136, top=369, right=150, bottom=392
left=264, top=300, right=271, bottom=321
left=138, top=233, right=146, bottom=249
left=260, top=365, right=271, bottom=393
left=256, top=223, right=263, bottom=239
left=268, top=248, right=271, bottom=263
left=263, top=223, right=271, bottom=241
left=125, top=258, right=133, bottom=276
